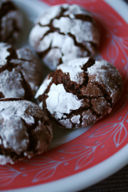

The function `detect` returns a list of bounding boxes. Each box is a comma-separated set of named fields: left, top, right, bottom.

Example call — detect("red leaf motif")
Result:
left=113, top=126, right=127, bottom=147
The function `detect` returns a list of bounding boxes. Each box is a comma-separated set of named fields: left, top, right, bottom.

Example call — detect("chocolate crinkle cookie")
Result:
left=29, top=4, right=100, bottom=70
left=35, top=57, right=122, bottom=129
left=0, top=99, right=53, bottom=165
left=0, top=42, right=43, bottom=99
left=0, top=0, right=23, bottom=43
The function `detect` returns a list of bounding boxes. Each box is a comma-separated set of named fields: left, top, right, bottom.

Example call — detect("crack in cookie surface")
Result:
left=0, top=43, right=43, bottom=99
left=0, top=99, right=53, bottom=164
left=29, top=4, right=100, bottom=70
left=36, top=57, right=122, bottom=129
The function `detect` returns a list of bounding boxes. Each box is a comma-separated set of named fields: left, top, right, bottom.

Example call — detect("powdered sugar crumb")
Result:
left=58, top=57, right=89, bottom=84
left=87, top=60, right=108, bottom=78
left=0, top=101, right=37, bottom=155
left=46, top=83, right=82, bottom=119
left=0, top=43, right=11, bottom=67
left=59, top=119, right=72, bottom=129
left=0, top=69, right=25, bottom=98
left=39, top=5, right=62, bottom=25
left=35, top=76, right=52, bottom=99
left=64, top=4, right=91, bottom=17
left=87, top=60, right=120, bottom=97
left=29, top=26, right=49, bottom=51
left=1, top=117, right=29, bottom=154
left=71, top=115, right=80, bottom=124
left=0, top=155, right=14, bottom=165
left=0, top=100, right=35, bottom=127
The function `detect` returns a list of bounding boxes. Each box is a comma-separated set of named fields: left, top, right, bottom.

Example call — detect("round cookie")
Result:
left=0, top=99, right=53, bottom=165
left=0, top=42, right=43, bottom=99
left=0, top=0, right=23, bottom=43
left=35, top=57, right=122, bottom=129
left=29, top=4, right=100, bottom=70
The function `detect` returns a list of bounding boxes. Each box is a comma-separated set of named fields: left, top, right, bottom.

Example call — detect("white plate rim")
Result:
left=6, top=0, right=128, bottom=191
left=7, top=144, right=128, bottom=192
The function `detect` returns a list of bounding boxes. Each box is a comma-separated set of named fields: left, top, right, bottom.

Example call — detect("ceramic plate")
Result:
left=1, top=0, right=128, bottom=191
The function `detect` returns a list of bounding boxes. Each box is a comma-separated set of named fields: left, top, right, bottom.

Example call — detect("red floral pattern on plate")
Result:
left=0, top=0, right=128, bottom=190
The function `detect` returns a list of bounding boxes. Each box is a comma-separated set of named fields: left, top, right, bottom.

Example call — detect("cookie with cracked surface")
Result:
left=0, top=0, right=23, bottom=43
left=0, top=42, right=43, bottom=99
left=35, top=57, right=122, bottom=129
left=29, top=4, right=100, bottom=70
left=0, top=99, right=53, bottom=165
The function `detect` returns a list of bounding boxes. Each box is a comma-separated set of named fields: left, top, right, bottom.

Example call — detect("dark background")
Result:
left=81, top=0, right=128, bottom=191
left=83, top=166, right=128, bottom=192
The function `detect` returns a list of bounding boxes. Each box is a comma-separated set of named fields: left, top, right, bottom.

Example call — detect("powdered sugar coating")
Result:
left=87, top=60, right=121, bottom=100
left=59, top=119, right=72, bottom=129
left=30, top=26, right=49, bottom=52
left=53, top=17, right=97, bottom=43
left=0, top=155, right=13, bottom=165
left=39, top=5, right=61, bottom=25
left=71, top=115, right=80, bottom=124
left=36, top=57, right=122, bottom=129
left=35, top=76, right=52, bottom=99
left=46, top=84, right=82, bottom=119
left=1, top=117, right=29, bottom=154
left=42, top=33, right=88, bottom=70
left=62, top=4, right=91, bottom=17
left=58, top=57, right=89, bottom=84
left=0, top=69, right=25, bottom=98
left=29, top=4, right=100, bottom=70
left=15, top=47, right=44, bottom=95
left=0, top=43, right=43, bottom=99
left=87, top=60, right=109, bottom=77
left=0, top=100, right=35, bottom=127
left=0, top=100, right=53, bottom=165
left=0, top=43, right=11, bottom=67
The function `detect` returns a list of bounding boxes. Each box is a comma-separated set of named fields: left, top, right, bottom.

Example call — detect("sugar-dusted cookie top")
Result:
left=36, top=57, right=122, bottom=129
left=0, top=99, right=53, bottom=165
left=0, top=42, right=43, bottom=99
left=29, top=4, right=100, bottom=70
